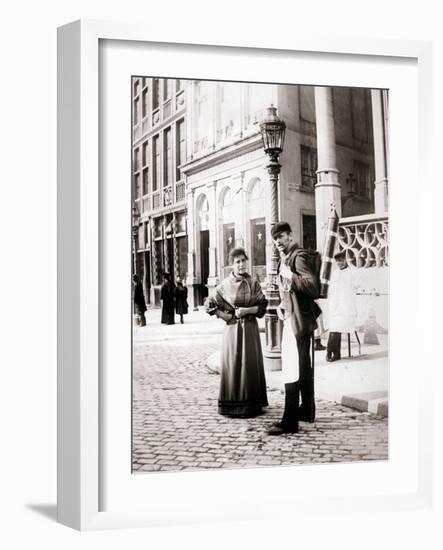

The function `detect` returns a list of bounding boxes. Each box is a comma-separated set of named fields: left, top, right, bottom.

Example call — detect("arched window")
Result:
left=219, top=186, right=235, bottom=274
left=247, top=178, right=266, bottom=282
left=222, top=187, right=232, bottom=207
left=248, top=178, right=264, bottom=201
left=197, top=195, right=209, bottom=231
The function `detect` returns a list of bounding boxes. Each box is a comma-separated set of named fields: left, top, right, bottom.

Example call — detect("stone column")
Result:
left=187, top=84, right=195, bottom=161
left=146, top=219, right=153, bottom=305
left=314, top=86, right=342, bottom=252
left=371, top=89, right=389, bottom=214
left=211, top=84, right=217, bottom=149
left=207, top=181, right=219, bottom=292
left=185, top=188, right=198, bottom=310
left=239, top=84, right=245, bottom=138
left=172, top=212, right=180, bottom=282
left=142, top=222, right=149, bottom=304
left=163, top=217, right=170, bottom=275
left=231, top=173, right=245, bottom=247
left=151, top=228, right=158, bottom=306
left=241, top=173, right=248, bottom=253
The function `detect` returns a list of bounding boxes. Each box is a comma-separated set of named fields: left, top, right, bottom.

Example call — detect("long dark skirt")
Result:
left=161, top=300, right=175, bottom=324
left=218, top=317, right=268, bottom=417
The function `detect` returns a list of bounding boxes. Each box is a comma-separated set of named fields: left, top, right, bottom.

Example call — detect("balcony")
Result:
left=163, top=99, right=172, bottom=119
left=152, top=192, right=160, bottom=210
left=175, top=181, right=185, bottom=202
left=216, top=121, right=234, bottom=143
left=163, top=186, right=173, bottom=207
left=133, top=123, right=141, bottom=142
left=175, top=91, right=185, bottom=110
left=338, top=214, right=388, bottom=268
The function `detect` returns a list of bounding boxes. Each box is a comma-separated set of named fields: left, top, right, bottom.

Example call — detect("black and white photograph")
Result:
left=131, top=77, right=389, bottom=473
left=3, top=0, right=441, bottom=542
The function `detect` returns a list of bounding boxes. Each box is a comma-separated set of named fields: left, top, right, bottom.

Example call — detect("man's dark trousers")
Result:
left=327, top=331, right=341, bottom=359
left=296, top=332, right=315, bottom=421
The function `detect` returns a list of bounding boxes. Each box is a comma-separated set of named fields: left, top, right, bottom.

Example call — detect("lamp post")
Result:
left=132, top=204, right=140, bottom=276
left=259, top=105, right=286, bottom=370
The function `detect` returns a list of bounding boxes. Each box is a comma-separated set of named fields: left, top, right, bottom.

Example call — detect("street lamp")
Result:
left=259, top=105, right=286, bottom=370
left=132, top=204, right=140, bottom=276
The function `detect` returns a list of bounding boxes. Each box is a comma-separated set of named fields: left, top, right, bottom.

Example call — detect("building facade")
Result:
left=132, top=78, right=389, bottom=318
left=132, top=77, right=189, bottom=305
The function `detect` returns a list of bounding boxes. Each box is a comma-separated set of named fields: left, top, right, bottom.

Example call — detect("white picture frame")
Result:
left=57, top=19, right=434, bottom=531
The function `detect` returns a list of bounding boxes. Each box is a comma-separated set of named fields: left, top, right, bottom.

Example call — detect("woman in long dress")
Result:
left=206, top=247, right=268, bottom=417
left=174, top=280, right=188, bottom=324
left=160, top=273, right=175, bottom=325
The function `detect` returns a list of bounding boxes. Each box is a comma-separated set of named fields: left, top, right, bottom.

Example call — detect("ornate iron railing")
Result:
left=175, top=91, right=185, bottom=110
left=163, top=186, right=172, bottom=207
left=338, top=214, right=389, bottom=268
left=152, top=192, right=160, bottom=210
left=163, top=99, right=172, bottom=119
left=175, top=181, right=185, bottom=202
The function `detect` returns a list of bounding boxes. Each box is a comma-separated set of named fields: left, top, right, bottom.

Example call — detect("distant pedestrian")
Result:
left=205, top=247, right=268, bottom=418
left=160, top=273, right=175, bottom=325
left=174, top=280, right=188, bottom=324
left=314, top=310, right=327, bottom=350
left=326, top=251, right=362, bottom=362
left=132, top=274, right=146, bottom=327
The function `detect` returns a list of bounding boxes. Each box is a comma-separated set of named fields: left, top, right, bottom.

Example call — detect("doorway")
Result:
left=302, top=214, right=317, bottom=251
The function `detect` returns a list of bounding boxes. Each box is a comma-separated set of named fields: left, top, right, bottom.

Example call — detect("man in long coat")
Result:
left=132, top=274, right=147, bottom=327
left=268, top=222, right=321, bottom=435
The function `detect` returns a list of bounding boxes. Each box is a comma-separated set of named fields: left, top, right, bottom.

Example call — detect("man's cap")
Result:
left=271, top=221, right=292, bottom=238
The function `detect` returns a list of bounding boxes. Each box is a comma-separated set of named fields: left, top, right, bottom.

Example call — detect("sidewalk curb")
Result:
left=341, top=391, right=389, bottom=417
left=206, top=351, right=389, bottom=417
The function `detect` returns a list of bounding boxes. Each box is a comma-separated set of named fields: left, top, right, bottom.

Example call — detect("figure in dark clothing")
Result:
left=267, top=221, right=321, bottom=435
left=132, top=274, right=147, bottom=327
left=160, top=273, right=175, bottom=325
left=205, top=247, right=268, bottom=418
left=174, top=280, right=189, bottom=324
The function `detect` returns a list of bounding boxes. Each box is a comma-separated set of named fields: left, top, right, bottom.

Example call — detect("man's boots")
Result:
left=298, top=376, right=315, bottom=423
left=314, top=338, right=326, bottom=351
left=267, top=382, right=299, bottom=435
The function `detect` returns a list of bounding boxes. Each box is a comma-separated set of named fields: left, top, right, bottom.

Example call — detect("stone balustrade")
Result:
left=338, top=214, right=389, bottom=268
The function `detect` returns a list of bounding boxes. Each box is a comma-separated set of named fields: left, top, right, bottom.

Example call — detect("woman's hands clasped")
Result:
left=216, top=310, right=234, bottom=323
left=234, top=307, right=249, bottom=319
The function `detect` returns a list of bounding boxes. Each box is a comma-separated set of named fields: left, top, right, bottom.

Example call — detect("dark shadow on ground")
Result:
left=337, top=350, right=388, bottom=362
left=26, top=504, right=57, bottom=522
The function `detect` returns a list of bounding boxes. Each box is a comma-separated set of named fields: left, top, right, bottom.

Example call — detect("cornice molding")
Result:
left=182, top=133, right=263, bottom=177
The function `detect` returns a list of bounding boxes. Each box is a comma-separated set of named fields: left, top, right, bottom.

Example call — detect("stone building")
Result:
left=132, top=77, right=389, bottom=322
left=132, top=77, right=189, bottom=305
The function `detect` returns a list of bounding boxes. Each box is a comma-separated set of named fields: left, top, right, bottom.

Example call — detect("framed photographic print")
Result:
left=57, top=19, right=433, bottom=530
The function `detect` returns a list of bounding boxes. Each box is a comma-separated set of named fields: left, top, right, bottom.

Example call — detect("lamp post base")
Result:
left=263, top=292, right=283, bottom=371
left=263, top=353, right=282, bottom=372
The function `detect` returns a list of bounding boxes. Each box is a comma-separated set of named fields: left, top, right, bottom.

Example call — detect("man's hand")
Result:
left=277, top=306, right=285, bottom=321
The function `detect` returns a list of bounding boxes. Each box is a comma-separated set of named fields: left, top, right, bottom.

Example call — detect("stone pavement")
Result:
left=132, top=308, right=388, bottom=473
left=207, top=321, right=389, bottom=417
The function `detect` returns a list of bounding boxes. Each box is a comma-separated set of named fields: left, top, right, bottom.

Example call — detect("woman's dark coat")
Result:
left=174, top=285, right=188, bottom=315
left=160, top=281, right=175, bottom=324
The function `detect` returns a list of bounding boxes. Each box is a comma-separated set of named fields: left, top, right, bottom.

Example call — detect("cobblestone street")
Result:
left=132, top=311, right=388, bottom=472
